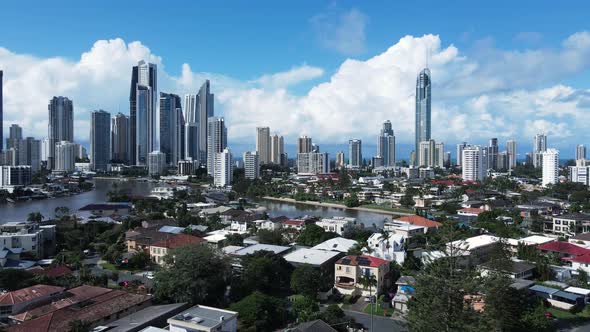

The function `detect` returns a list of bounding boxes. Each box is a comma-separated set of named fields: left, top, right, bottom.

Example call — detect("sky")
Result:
left=1, top=1, right=590, bottom=159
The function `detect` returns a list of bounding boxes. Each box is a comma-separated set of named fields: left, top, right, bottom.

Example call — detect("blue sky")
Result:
left=1, top=1, right=590, bottom=159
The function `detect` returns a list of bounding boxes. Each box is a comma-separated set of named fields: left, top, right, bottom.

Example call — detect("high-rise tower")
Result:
left=129, top=61, right=157, bottom=166
left=415, top=68, right=431, bottom=164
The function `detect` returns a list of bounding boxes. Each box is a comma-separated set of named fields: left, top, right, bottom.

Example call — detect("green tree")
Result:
left=229, top=291, right=288, bottom=332
left=359, top=274, right=378, bottom=331
left=344, top=193, right=360, bottom=207
left=155, top=244, right=231, bottom=305
left=0, top=269, right=35, bottom=290
left=257, top=229, right=286, bottom=245
left=292, top=295, right=319, bottom=322
left=319, top=305, right=353, bottom=332
left=68, top=319, right=91, bottom=332
left=241, top=251, right=293, bottom=296
left=27, top=211, right=44, bottom=222
left=225, top=233, right=244, bottom=246
left=400, top=192, right=415, bottom=207
left=297, top=224, right=337, bottom=246
left=290, top=264, right=322, bottom=297
left=127, top=251, right=151, bottom=270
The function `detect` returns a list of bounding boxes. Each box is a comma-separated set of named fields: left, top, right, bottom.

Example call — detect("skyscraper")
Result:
left=415, top=68, right=431, bottom=164
left=0, top=70, right=3, bottom=152
left=542, top=149, right=559, bottom=187
left=378, top=120, right=396, bottom=167
left=148, top=151, right=166, bottom=176
left=298, top=136, right=313, bottom=154
left=418, top=139, right=440, bottom=168
left=183, top=94, right=199, bottom=161
left=111, top=113, right=130, bottom=163
left=54, top=141, right=76, bottom=173
left=576, top=144, right=586, bottom=161
left=271, top=133, right=284, bottom=164
left=506, top=140, right=517, bottom=169
left=214, top=148, right=233, bottom=187
left=90, top=110, right=111, bottom=172
left=456, top=142, right=468, bottom=167
left=297, top=152, right=329, bottom=174
left=462, top=146, right=483, bottom=182
left=197, top=80, right=214, bottom=165
left=336, top=151, right=345, bottom=169
left=159, top=92, right=184, bottom=165
left=7, top=124, right=22, bottom=150
left=48, top=96, right=74, bottom=169
left=348, top=139, right=362, bottom=168
left=533, top=133, right=547, bottom=168
left=206, top=117, right=227, bottom=175
left=19, top=137, right=41, bottom=173
left=184, top=94, right=198, bottom=123
left=129, top=61, right=157, bottom=166
left=256, top=127, right=271, bottom=164
left=489, top=138, right=498, bottom=170
left=243, top=151, right=259, bottom=179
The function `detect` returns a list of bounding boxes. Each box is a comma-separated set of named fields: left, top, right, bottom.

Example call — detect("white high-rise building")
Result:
left=207, top=117, right=227, bottom=175
left=419, top=139, right=442, bottom=167
left=542, top=149, right=559, bottom=187
left=54, top=141, right=76, bottom=173
left=0, top=165, right=31, bottom=187
left=533, top=133, right=547, bottom=168
left=576, top=144, right=586, bottom=161
left=297, top=152, right=329, bottom=175
left=456, top=142, right=468, bottom=167
left=243, top=151, right=259, bottom=180
left=348, top=139, right=362, bottom=168
left=214, top=148, right=232, bottom=187
left=378, top=120, right=396, bottom=167
left=298, top=136, right=312, bottom=154
left=462, top=146, right=483, bottom=182
left=148, top=151, right=166, bottom=176
left=336, top=151, right=345, bottom=169
left=270, top=134, right=284, bottom=164
left=256, top=127, right=271, bottom=165
left=569, top=166, right=590, bottom=186
left=506, top=140, right=517, bottom=169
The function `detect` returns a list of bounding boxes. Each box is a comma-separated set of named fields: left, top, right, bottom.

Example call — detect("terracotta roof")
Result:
left=150, top=234, right=206, bottom=249
left=336, top=255, right=389, bottom=268
left=570, top=254, right=590, bottom=264
left=537, top=241, right=590, bottom=256
left=0, top=285, right=64, bottom=306
left=30, top=266, right=72, bottom=278
left=396, top=215, right=442, bottom=228
left=282, top=219, right=305, bottom=226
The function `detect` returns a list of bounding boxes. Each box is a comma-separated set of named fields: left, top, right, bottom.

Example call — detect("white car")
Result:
left=144, top=271, right=155, bottom=279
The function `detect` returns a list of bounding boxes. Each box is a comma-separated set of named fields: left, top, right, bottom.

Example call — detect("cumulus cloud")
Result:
left=310, top=8, right=368, bottom=55
left=2, top=32, right=590, bottom=157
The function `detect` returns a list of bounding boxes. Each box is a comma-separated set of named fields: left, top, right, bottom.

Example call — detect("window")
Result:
left=555, top=220, right=561, bottom=225
left=345, top=267, right=350, bottom=273
left=555, top=226, right=561, bottom=231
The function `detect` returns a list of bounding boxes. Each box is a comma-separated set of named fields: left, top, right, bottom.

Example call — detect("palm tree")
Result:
left=359, top=273, right=378, bottom=331
left=27, top=212, right=43, bottom=223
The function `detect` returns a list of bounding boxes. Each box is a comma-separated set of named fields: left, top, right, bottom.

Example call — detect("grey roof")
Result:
left=572, top=233, right=590, bottom=241
left=396, top=276, right=416, bottom=285
left=510, top=279, right=535, bottom=290
left=530, top=285, right=559, bottom=295
left=480, top=261, right=536, bottom=274
left=292, top=319, right=338, bottom=332
left=554, top=290, right=584, bottom=302
left=158, top=226, right=185, bottom=234
left=554, top=213, right=590, bottom=221
left=105, top=303, right=188, bottom=332
left=232, top=244, right=291, bottom=256
left=187, top=224, right=208, bottom=232
left=170, top=305, right=238, bottom=329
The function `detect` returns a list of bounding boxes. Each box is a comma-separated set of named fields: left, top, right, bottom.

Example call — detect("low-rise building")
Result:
left=78, top=203, right=131, bottom=217
left=150, top=234, right=206, bottom=265
left=0, top=222, right=56, bottom=258
left=334, top=255, right=391, bottom=296
left=365, top=233, right=405, bottom=263
left=0, top=284, right=64, bottom=319
left=315, top=217, right=356, bottom=236
left=446, top=235, right=500, bottom=266
left=168, top=305, right=238, bottom=332
left=284, top=248, right=342, bottom=268
left=394, top=215, right=442, bottom=233
left=382, top=221, right=425, bottom=239
left=457, top=208, right=485, bottom=217
left=311, top=237, right=358, bottom=253
left=551, top=213, right=590, bottom=236
left=392, top=276, right=415, bottom=313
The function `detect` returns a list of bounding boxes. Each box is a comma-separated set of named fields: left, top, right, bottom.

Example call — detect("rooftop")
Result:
left=554, top=213, right=590, bottom=221
left=311, top=237, right=358, bottom=253
left=79, top=203, right=130, bottom=211
left=169, top=305, right=238, bottom=329
left=571, top=233, right=590, bottom=241
left=395, top=215, right=442, bottom=228
left=457, top=208, right=484, bottom=215
left=537, top=241, right=590, bottom=256
left=284, top=248, right=341, bottom=266
left=102, top=302, right=188, bottom=332
left=291, top=319, right=338, bottom=332
left=232, top=244, right=291, bottom=256
left=151, top=234, right=206, bottom=249
left=447, top=235, right=500, bottom=251
left=0, top=284, right=64, bottom=306
left=336, top=255, right=389, bottom=268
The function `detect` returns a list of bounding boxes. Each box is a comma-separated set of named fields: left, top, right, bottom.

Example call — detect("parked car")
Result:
left=144, top=271, right=155, bottom=279
left=364, top=295, right=376, bottom=303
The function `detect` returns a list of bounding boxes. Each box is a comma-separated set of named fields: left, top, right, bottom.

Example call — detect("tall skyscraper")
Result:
left=48, top=96, right=74, bottom=169
left=348, top=139, right=362, bottom=168
left=336, top=151, right=345, bottom=169
left=435, top=142, right=444, bottom=168
left=542, top=149, right=559, bottom=187
left=577, top=144, right=586, bottom=161
left=214, top=148, right=233, bottom=187
left=111, top=113, right=130, bottom=164
left=19, top=137, right=41, bottom=172
left=462, top=146, right=483, bottom=182
left=489, top=138, right=498, bottom=170
left=159, top=93, right=184, bottom=165
left=183, top=94, right=199, bottom=161
left=506, top=140, right=517, bottom=169
left=297, top=152, right=329, bottom=174
left=0, top=70, right=3, bottom=152
left=90, top=110, right=111, bottom=171
left=7, top=124, right=22, bottom=150
left=271, top=133, right=284, bottom=164
left=378, top=120, right=396, bottom=167
left=415, top=68, right=431, bottom=164
left=148, top=151, right=166, bottom=176
left=197, top=80, right=214, bottom=165
left=256, top=127, right=271, bottom=164
left=243, top=151, right=259, bottom=179
left=418, top=139, right=442, bottom=168
left=533, top=133, right=547, bottom=168
left=129, top=60, right=157, bottom=166
left=456, top=142, right=468, bottom=167
left=298, top=136, right=313, bottom=154
left=54, top=141, right=76, bottom=173
left=206, top=117, right=227, bottom=175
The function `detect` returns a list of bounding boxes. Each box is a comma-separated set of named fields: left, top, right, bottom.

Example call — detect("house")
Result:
left=229, top=220, right=249, bottom=233
left=537, top=241, right=590, bottom=259
left=0, top=222, right=56, bottom=258
left=29, top=265, right=72, bottom=279
left=457, top=208, right=484, bottom=217
left=315, top=217, right=356, bottom=236
left=253, top=219, right=283, bottom=231
left=551, top=213, right=590, bottom=236
left=0, top=284, right=64, bottom=319
left=281, top=219, right=306, bottom=231
left=158, top=226, right=186, bottom=234
left=569, top=233, right=590, bottom=248
left=364, top=233, right=405, bottom=264
left=126, top=228, right=177, bottom=253
left=167, top=305, right=238, bottom=332
left=284, top=248, right=342, bottom=268
left=382, top=221, right=425, bottom=239
left=334, top=255, right=391, bottom=297
left=311, top=237, right=358, bottom=253
left=392, top=276, right=415, bottom=313
left=478, top=260, right=536, bottom=279
left=394, top=215, right=442, bottom=233
left=446, top=235, right=500, bottom=266
left=0, top=247, right=35, bottom=269
left=231, top=244, right=292, bottom=257
left=150, top=234, right=206, bottom=265
left=7, top=287, right=152, bottom=332
left=289, top=319, right=337, bottom=332
left=505, top=235, right=556, bottom=252
left=98, top=303, right=189, bottom=332
left=529, top=285, right=584, bottom=310
left=78, top=203, right=131, bottom=217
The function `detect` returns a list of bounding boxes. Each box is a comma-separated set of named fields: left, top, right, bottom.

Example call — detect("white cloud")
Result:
left=310, top=8, right=368, bottom=55
left=2, top=32, right=590, bottom=157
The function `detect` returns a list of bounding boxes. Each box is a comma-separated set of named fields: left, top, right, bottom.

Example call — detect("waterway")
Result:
left=0, top=179, right=393, bottom=227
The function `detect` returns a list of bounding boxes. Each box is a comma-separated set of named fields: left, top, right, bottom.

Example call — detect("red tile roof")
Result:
left=336, top=255, right=389, bottom=268
left=0, top=285, right=64, bottom=306
left=30, top=266, right=72, bottom=278
left=395, top=215, right=442, bottom=228
left=151, top=233, right=206, bottom=249
left=570, top=254, right=590, bottom=264
left=537, top=241, right=590, bottom=256
left=282, top=219, right=305, bottom=226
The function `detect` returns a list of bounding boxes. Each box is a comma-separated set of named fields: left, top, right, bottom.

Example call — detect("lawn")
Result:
left=361, top=204, right=414, bottom=214
left=363, top=303, right=393, bottom=317
left=100, top=262, right=118, bottom=271
left=547, top=307, right=590, bottom=323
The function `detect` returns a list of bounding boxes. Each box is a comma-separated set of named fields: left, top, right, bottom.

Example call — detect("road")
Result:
left=343, top=310, right=409, bottom=332
left=82, top=256, right=154, bottom=288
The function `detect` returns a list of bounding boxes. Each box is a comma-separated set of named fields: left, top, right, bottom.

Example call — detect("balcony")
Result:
left=335, top=276, right=355, bottom=289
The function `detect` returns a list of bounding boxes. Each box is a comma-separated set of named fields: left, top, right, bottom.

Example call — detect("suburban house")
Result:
left=281, top=219, right=307, bottom=231
left=311, top=237, right=358, bottom=253
left=252, top=219, right=283, bottom=231
left=126, top=228, right=176, bottom=253
left=150, top=234, right=206, bottom=265
left=478, top=260, right=536, bottom=279
left=167, top=305, right=238, bottom=332
left=569, top=233, right=590, bottom=248
left=364, top=233, right=405, bottom=264
left=382, top=221, right=425, bottom=239
left=230, top=244, right=292, bottom=269
left=0, top=247, right=35, bottom=269
left=0, top=284, right=64, bottom=319
left=552, top=213, right=590, bottom=236
left=394, top=215, right=442, bottom=233
left=78, top=202, right=131, bottom=217
left=284, top=248, right=342, bottom=269
left=315, top=217, right=356, bottom=236
left=529, top=285, right=584, bottom=311
left=446, top=235, right=500, bottom=266
left=0, top=222, right=56, bottom=258
left=457, top=208, right=485, bottom=217
left=537, top=241, right=590, bottom=259
left=334, top=255, right=391, bottom=296
left=392, top=276, right=415, bottom=313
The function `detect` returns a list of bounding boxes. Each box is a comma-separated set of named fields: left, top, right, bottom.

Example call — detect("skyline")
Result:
left=1, top=3, right=590, bottom=158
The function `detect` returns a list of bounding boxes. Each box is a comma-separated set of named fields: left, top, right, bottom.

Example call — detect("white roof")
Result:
left=565, top=286, right=590, bottom=296
left=311, top=237, right=358, bottom=253
left=283, top=248, right=341, bottom=266
left=232, top=244, right=291, bottom=256
left=507, top=235, right=556, bottom=247
left=204, top=230, right=230, bottom=243
left=447, top=235, right=500, bottom=252
left=221, top=245, right=244, bottom=255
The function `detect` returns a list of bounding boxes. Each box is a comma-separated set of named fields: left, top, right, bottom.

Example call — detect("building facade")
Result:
left=159, top=92, right=184, bottom=165
left=533, top=133, right=547, bottom=168
left=577, top=144, right=586, bottom=161
left=506, top=140, right=517, bottom=169
left=54, top=141, right=76, bottom=173
left=297, top=152, right=329, bottom=174
left=48, top=96, right=74, bottom=169
left=542, top=148, right=559, bottom=187
left=197, top=80, right=214, bottom=165
left=462, top=146, right=483, bottom=182
left=90, top=110, right=111, bottom=171
left=214, top=148, right=232, bottom=187
left=415, top=68, right=431, bottom=165
left=378, top=120, right=396, bottom=167
left=243, top=151, right=259, bottom=179
left=148, top=151, right=166, bottom=176
left=348, top=139, right=362, bottom=168
left=111, top=113, right=130, bottom=164
left=206, top=117, right=227, bottom=175
left=256, top=127, right=271, bottom=165
left=130, top=61, right=157, bottom=166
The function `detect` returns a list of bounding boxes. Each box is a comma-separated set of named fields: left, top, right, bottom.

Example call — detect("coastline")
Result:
left=261, top=196, right=415, bottom=216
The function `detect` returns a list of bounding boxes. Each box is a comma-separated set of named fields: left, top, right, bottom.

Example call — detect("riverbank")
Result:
left=261, top=196, right=415, bottom=216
